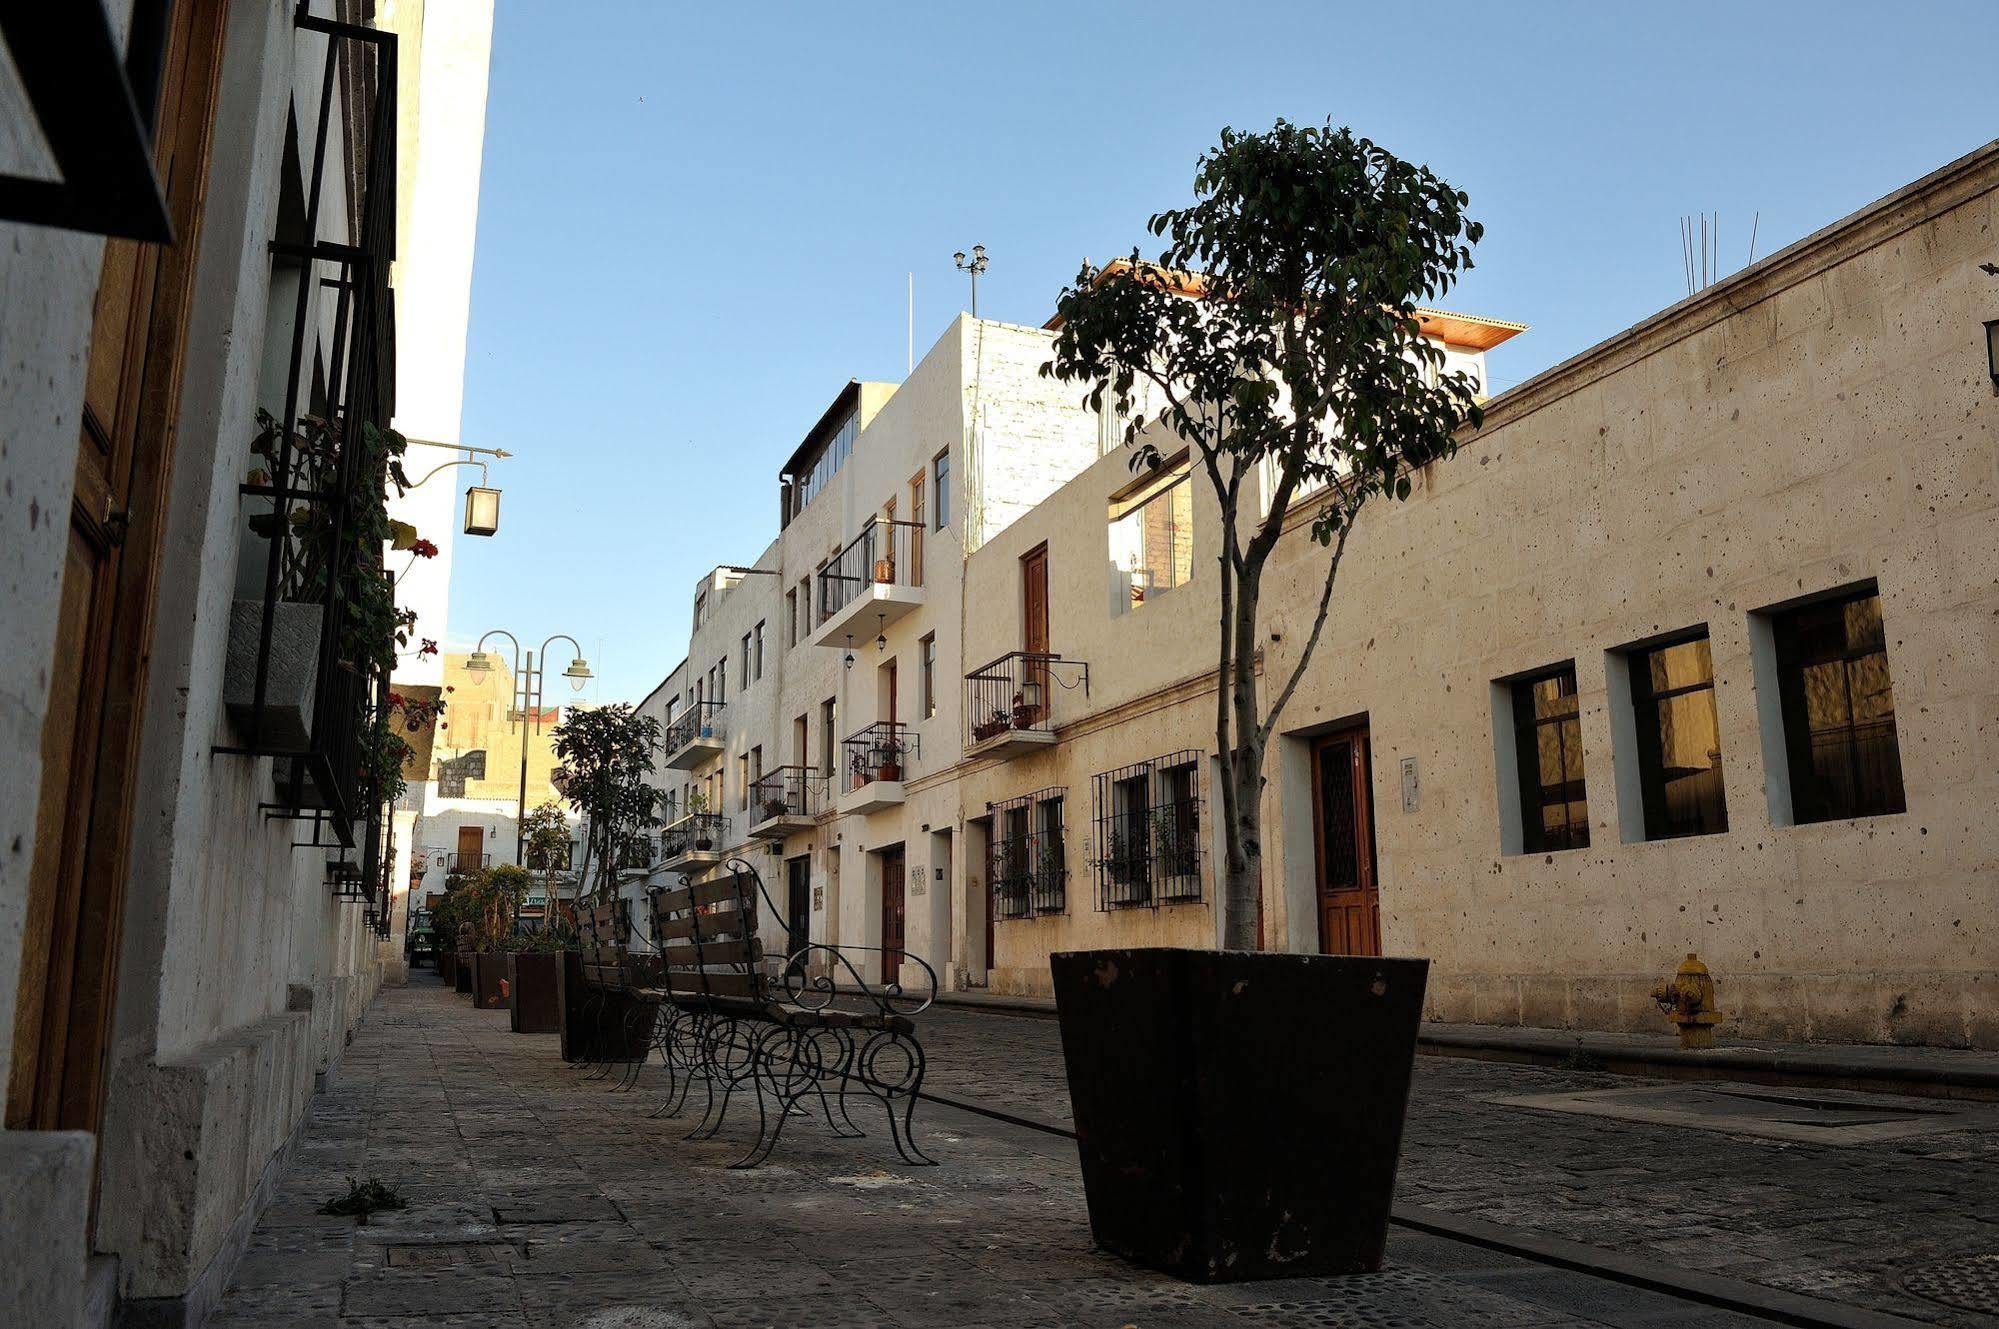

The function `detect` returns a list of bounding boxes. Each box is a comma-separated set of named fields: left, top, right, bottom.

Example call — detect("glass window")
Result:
left=920, top=633, right=936, bottom=719
left=754, top=621, right=765, bottom=680
left=933, top=450, right=950, bottom=530
left=784, top=591, right=797, bottom=648
left=1510, top=665, right=1589, bottom=852
left=1773, top=588, right=1905, bottom=823
left=1109, top=464, right=1193, bottom=614
left=794, top=410, right=857, bottom=513
left=1629, top=633, right=1727, bottom=840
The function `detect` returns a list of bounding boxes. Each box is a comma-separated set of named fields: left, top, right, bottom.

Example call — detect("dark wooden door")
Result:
left=457, top=825, right=485, bottom=869
left=1021, top=543, right=1049, bottom=722
left=7, top=0, right=229, bottom=1137
left=786, top=856, right=811, bottom=955
left=1312, top=725, right=1381, bottom=956
left=880, top=846, right=906, bottom=985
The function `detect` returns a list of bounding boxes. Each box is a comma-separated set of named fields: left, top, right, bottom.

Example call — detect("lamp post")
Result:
left=953, top=244, right=989, bottom=318
left=463, top=631, right=592, bottom=869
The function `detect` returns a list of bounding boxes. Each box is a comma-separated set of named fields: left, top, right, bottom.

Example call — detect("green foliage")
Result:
left=319, top=1177, right=406, bottom=1222
left=508, top=917, right=579, bottom=953
left=552, top=704, right=664, bottom=896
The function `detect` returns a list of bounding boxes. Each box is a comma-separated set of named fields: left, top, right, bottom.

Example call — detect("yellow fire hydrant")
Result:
left=1651, top=953, right=1724, bottom=1049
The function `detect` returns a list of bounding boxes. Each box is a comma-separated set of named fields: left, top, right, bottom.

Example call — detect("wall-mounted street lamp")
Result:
left=406, top=437, right=512, bottom=537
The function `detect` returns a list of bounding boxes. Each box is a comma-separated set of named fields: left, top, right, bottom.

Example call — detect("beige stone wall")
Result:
left=1251, top=143, right=1999, bottom=1047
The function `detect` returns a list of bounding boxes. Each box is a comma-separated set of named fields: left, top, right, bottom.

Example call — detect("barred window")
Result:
left=990, top=787, right=1067, bottom=917
left=1092, top=750, right=1204, bottom=909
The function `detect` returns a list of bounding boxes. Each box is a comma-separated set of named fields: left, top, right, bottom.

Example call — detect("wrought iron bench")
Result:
left=639, top=858, right=937, bottom=1169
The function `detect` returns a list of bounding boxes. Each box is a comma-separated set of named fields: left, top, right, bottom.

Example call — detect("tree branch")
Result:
left=1257, top=493, right=1359, bottom=747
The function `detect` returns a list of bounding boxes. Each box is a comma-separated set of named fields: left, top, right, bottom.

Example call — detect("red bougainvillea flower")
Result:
left=388, top=691, right=405, bottom=707
left=411, top=538, right=440, bottom=558
left=419, top=637, right=439, bottom=656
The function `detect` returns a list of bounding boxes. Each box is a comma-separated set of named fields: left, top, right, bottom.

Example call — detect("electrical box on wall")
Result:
left=1400, top=757, right=1419, bottom=813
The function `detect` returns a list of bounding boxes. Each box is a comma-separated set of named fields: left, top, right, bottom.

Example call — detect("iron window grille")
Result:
left=842, top=721, right=918, bottom=790
left=1092, top=750, right=1204, bottom=909
left=215, top=8, right=398, bottom=871
left=752, top=766, right=826, bottom=822
left=818, top=517, right=925, bottom=620
left=990, top=788, right=1068, bottom=917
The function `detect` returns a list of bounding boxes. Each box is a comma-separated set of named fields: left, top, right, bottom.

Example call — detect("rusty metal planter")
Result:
left=1050, top=948, right=1428, bottom=1283
left=507, top=952, right=562, bottom=1033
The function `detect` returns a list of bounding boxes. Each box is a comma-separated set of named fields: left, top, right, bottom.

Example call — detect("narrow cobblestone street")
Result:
left=209, top=982, right=1999, bottom=1328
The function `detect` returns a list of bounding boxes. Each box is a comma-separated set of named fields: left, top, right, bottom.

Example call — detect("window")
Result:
left=739, top=752, right=751, bottom=811
left=798, top=577, right=811, bottom=635
left=793, top=409, right=857, bottom=513
left=819, top=697, right=836, bottom=777
left=1509, top=664, right=1590, bottom=852
left=1772, top=588, right=1905, bottom=823
left=1091, top=750, right=1203, bottom=908
left=753, top=621, right=765, bottom=681
left=741, top=632, right=752, bottom=684
left=919, top=633, right=937, bottom=720
left=784, top=591, right=797, bottom=648
left=1108, top=459, right=1193, bottom=613
left=991, top=788, right=1067, bottom=917
left=717, top=658, right=726, bottom=704
left=909, top=472, right=925, bottom=585
left=749, top=746, right=763, bottom=808
left=1628, top=632, right=1728, bottom=839
left=932, top=449, right=949, bottom=530
left=693, top=591, right=706, bottom=629
left=793, top=714, right=809, bottom=768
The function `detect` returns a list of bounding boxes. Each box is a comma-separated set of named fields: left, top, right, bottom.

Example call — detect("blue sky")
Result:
left=452, top=1, right=1995, bottom=704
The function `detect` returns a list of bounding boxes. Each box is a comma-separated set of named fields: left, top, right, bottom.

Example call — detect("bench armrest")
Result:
left=778, top=943, right=936, bottom=1018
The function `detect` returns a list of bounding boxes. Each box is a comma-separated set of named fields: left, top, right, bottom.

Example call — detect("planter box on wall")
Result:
left=507, top=952, right=561, bottom=1033
left=223, top=598, right=320, bottom=749
left=1050, top=948, right=1428, bottom=1283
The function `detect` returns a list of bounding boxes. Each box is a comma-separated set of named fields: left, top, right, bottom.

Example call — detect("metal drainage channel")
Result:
left=917, top=1088, right=1934, bottom=1329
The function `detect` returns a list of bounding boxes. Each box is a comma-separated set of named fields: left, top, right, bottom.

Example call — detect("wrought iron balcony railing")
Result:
left=663, top=699, right=725, bottom=768
left=751, top=766, right=825, bottom=824
left=842, top=720, right=918, bottom=791
left=661, top=812, right=729, bottom=861
left=965, top=651, right=1090, bottom=749
left=817, top=517, right=925, bottom=622
left=445, top=852, right=490, bottom=875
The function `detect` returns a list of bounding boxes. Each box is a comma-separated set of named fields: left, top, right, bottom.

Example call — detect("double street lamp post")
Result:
left=463, top=632, right=592, bottom=869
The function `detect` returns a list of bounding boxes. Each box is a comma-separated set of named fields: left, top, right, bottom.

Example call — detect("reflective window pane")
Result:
left=1630, top=632, right=1728, bottom=840
left=1774, top=589, right=1905, bottom=823
left=1511, top=663, right=1589, bottom=852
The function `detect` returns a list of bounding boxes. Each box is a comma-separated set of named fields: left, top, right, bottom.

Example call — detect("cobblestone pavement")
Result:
left=207, top=983, right=1999, bottom=1328
left=916, top=1007, right=1999, bottom=1327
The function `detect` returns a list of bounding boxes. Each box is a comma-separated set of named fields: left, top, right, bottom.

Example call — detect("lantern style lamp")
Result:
left=463, top=649, right=493, bottom=674
left=1985, top=318, right=1999, bottom=391
left=464, top=485, right=501, bottom=537
left=1021, top=677, right=1043, bottom=713
left=562, top=656, right=593, bottom=691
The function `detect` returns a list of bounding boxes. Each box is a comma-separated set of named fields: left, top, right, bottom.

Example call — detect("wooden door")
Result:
left=1020, top=543, right=1049, bottom=723
left=884, top=659, right=898, bottom=726
left=785, top=856, right=811, bottom=976
left=880, top=846, right=906, bottom=985
left=7, top=0, right=229, bottom=1136
left=457, top=825, right=485, bottom=871
left=1312, top=725, right=1381, bottom=956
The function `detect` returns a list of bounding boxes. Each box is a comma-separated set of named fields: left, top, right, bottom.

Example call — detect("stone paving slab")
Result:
left=207, top=982, right=1990, bottom=1327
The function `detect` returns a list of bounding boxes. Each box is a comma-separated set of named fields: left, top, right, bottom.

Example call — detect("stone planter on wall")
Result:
left=1050, top=948, right=1428, bottom=1283
left=223, top=598, right=321, bottom=748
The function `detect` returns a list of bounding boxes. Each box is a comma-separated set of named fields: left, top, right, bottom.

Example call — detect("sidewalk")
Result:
left=934, top=990, right=1999, bottom=1099
left=209, top=981, right=1848, bottom=1329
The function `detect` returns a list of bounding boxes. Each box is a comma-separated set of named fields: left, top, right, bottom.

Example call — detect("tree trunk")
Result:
left=1222, top=736, right=1265, bottom=950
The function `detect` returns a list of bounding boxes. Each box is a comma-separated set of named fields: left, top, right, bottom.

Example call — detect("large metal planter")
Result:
left=454, top=952, right=475, bottom=995
left=507, top=952, right=562, bottom=1033
left=1050, top=948, right=1428, bottom=1283
left=437, top=950, right=457, bottom=987
left=471, top=952, right=509, bottom=1009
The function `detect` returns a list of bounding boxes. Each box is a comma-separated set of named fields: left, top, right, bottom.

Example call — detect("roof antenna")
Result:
left=1745, top=212, right=1760, bottom=268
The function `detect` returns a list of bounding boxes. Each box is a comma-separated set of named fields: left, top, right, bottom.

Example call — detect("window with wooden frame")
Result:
left=1508, top=663, right=1590, bottom=852
left=1108, top=455, right=1193, bottom=614
left=1771, top=586, right=1905, bottom=823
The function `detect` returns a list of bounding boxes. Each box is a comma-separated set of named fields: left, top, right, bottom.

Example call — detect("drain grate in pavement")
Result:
left=384, top=1243, right=509, bottom=1269
left=1486, top=1083, right=1999, bottom=1146
left=1902, top=1253, right=1999, bottom=1315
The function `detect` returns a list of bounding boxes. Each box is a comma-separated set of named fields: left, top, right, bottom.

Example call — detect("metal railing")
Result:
left=842, top=721, right=918, bottom=791
left=1092, top=751, right=1204, bottom=909
left=752, top=765, right=825, bottom=823
left=664, top=699, right=724, bottom=754
left=817, top=518, right=925, bottom=621
left=990, top=788, right=1068, bottom=917
left=965, top=651, right=1089, bottom=747
left=661, top=812, right=729, bottom=861
left=445, top=851, right=489, bottom=875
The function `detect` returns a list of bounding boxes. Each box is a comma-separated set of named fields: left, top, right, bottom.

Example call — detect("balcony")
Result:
left=663, top=699, right=725, bottom=770
left=660, top=812, right=728, bottom=874
left=964, top=651, right=1090, bottom=760
left=750, top=766, right=825, bottom=839
left=809, top=518, right=927, bottom=649
left=445, top=852, right=489, bottom=876
left=837, top=721, right=918, bottom=816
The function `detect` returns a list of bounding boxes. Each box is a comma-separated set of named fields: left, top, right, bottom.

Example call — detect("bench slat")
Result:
left=660, top=938, right=759, bottom=967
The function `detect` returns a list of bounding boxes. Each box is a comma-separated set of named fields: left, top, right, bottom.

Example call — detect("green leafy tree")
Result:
left=551, top=704, right=664, bottom=898
left=1044, top=121, right=1484, bottom=949
left=522, top=799, right=573, bottom=920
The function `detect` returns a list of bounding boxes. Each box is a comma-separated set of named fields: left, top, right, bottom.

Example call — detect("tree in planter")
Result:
left=466, top=863, right=529, bottom=951
left=522, top=799, right=573, bottom=922
left=551, top=704, right=663, bottom=899
left=1045, top=120, right=1484, bottom=949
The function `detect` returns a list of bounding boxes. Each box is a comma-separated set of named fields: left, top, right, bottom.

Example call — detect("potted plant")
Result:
left=1104, top=828, right=1148, bottom=891
left=465, top=864, right=527, bottom=1010
left=505, top=919, right=574, bottom=1034
left=762, top=796, right=791, bottom=822
left=876, top=738, right=903, bottom=784
left=972, top=709, right=1010, bottom=744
